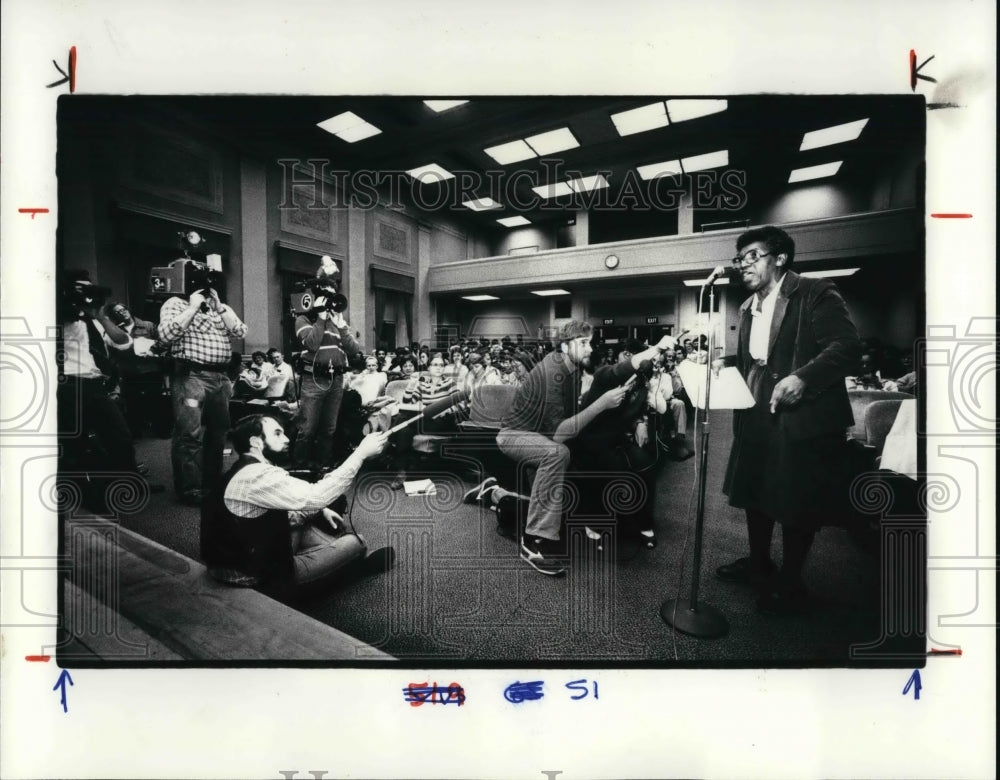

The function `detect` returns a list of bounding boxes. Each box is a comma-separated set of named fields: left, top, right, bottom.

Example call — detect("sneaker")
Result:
left=520, top=535, right=567, bottom=577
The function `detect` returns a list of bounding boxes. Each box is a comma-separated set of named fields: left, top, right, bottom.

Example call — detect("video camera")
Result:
left=289, top=278, right=348, bottom=317
left=59, top=272, right=111, bottom=321
left=148, top=258, right=225, bottom=300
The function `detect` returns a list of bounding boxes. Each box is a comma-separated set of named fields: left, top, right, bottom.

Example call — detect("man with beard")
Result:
left=714, top=225, right=861, bottom=615
left=203, top=414, right=393, bottom=601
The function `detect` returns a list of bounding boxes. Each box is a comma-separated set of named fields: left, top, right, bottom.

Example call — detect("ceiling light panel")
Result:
left=462, top=294, right=500, bottom=301
left=681, top=149, right=729, bottom=172
left=497, top=216, right=531, bottom=227
left=531, top=181, right=575, bottom=199
left=406, top=163, right=456, bottom=184
left=636, top=159, right=683, bottom=181
left=567, top=174, right=609, bottom=193
left=484, top=139, right=537, bottom=165
left=798, top=267, right=860, bottom=278
left=462, top=197, right=502, bottom=211
left=610, top=102, right=669, bottom=136
left=665, top=99, right=728, bottom=122
left=317, top=111, right=382, bottom=142
left=531, top=289, right=571, bottom=296
left=788, top=161, right=843, bottom=183
left=524, top=127, right=580, bottom=155
left=799, top=118, right=869, bottom=151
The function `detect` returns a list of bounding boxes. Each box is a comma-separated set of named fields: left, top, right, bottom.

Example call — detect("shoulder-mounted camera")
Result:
left=289, top=278, right=348, bottom=317
left=59, top=271, right=111, bottom=321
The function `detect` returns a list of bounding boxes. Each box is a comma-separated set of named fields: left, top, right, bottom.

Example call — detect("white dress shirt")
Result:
left=748, top=277, right=784, bottom=362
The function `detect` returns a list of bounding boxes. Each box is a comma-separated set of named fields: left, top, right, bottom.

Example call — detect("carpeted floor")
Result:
left=119, top=410, right=914, bottom=666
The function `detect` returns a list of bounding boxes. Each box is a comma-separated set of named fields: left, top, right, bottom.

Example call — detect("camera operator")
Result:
left=105, top=301, right=166, bottom=438
left=293, top=258, right=359, bottom=469
left=157, top=263, right=248, bottom=506
left=572, top=335, right=676, bottom=550
left=57, top=271, right=157, bottom=510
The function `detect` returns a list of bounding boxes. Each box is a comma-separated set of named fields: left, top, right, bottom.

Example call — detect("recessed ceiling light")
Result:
left=317, top=111, right=382, bottom=142
left=799, top=119, right=869, bottom=151
left=666, top=99, right=728, bottom=122
left=424, top=100, right=469, bottom=113
left=524, top=127, right=579, bottom=155
left=462, top=294, right=500, bottom=301
left=610, top=102, right=669, bottom=137
left=788, top=161, right=843, bottom=183
left=483, top=139, right=537, bottom=165
left=567, top=174, right=609, bottom=193
left=406, top=163, right=456, bottom=184
left=530, top=289, right=571, bottom=296
left=497, top=216, right=531, bottom=227
left=681, top=149, right=729, bottom=172
left=799, top=267, right=860, bottom=278
left=531, top=181, right=575, bottom=199
left=683, top=277, right=730, bottom=287
left=462, top=197, right=502, bottom=211
left=636, top=159, right=683, bottom=181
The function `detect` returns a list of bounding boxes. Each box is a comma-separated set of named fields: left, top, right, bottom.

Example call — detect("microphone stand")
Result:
left=659, top=280, right=729, bottom=638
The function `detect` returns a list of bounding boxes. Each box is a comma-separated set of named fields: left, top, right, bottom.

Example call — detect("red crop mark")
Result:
left=930, top=213, right=973, bottom=219
left=26, top=655, right=51, bottom=662
left=18, top=208, right=50, bottom=219
left=70, top=46, right=77, bottom=93
left=928, top=648, right=962, bottom=656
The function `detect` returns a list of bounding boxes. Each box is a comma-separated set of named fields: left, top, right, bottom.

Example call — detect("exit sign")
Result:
left=645, top=316, right=659, bottom=324
left=603, top=318, right=615, bottom=325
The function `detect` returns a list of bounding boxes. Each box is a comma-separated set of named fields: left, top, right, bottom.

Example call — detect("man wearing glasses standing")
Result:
left=713, top=226, right=861, bottom=615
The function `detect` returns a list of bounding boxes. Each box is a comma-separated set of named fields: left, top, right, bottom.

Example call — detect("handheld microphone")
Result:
left=703, top=266, right=727, bottom=286
left=387, top=390, right=470, bottom=434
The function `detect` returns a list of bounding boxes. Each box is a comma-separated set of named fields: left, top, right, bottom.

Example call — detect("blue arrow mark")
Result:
left=902, top=669, right=922, bottom=700
left=53, top=669, right=74, bottom=713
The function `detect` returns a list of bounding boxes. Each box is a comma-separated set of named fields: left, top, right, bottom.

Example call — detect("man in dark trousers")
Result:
left=205, top=414, right=393, bottom=601
left=714, top=225, right=861, bottom=615
left=293, top=258, right=359, bottom=469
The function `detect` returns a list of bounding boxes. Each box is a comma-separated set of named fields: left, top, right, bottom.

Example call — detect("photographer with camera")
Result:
left=293, top=257, right=359, bottom=470
left=57, top=271, right=160, bottom=511
left=105, top=301, right=168, bottom=438
left=157, top=262, right=248, bottom=506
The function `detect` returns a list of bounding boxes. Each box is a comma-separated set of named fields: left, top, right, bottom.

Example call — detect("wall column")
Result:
left=240, top=157, right=269, bottom=351
left=677, top=191, right=694, bottom=235
left=416, top=224, right=432, bottom=343
left=347, top=207, right=368, bottom=351
left=573, top=208, right=590, bottom=246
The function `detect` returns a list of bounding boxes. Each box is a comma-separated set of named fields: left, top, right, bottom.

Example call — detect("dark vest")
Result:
left=202, top=455, right=295, bottom=598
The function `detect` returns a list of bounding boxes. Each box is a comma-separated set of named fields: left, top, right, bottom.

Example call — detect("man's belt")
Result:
left=176, top=359, right=230, bottom=373
left=302, top=363, right=346, bottom=376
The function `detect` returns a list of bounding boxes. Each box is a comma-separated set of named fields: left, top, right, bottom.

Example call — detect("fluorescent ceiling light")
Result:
left=532, top=181, right=575, bottom=199
left=424, top=100, right=469, bottom=112
left=317, top=111, right=381, bottom=142
left=788, top=161, right=843, bottom=183
left=568, top=174, right=609, bottom=193
left=497, top=216, right=531, bottom=227
left=406, top=163, right=455, bottom=184
left=530, top=289, right=571, bottom=296
left=462, top=294, right=500, bottom=301
left=484, top=139, right=537, bottom=165
left=462, top=197, right=502, bottom=212
left=799, top=118, right=869, bottom=151
left=610, top=102, right=669, bottom=136
left=666, top=99, right=728, bottom=122
left=681, top=149, right=729, bottom=172
left=799, top=267, right=860, bottom=278
left=683, top=277, right=730, bottom=287
left=636, top=159, right=683, bottom=181
left=525, top=127, right=579, bottom=155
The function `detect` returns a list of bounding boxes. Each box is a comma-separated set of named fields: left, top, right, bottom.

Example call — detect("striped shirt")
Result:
left=158, top=297, right=248, bottom=365
left=403, top=374, right=467, bottom=418
left=223, top=451, right=364, bottom=523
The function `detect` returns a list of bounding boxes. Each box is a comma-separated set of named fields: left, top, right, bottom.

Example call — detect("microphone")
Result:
left=387, top=390, right=470, bottom=434
left=703, top=266, right=727, bottom=286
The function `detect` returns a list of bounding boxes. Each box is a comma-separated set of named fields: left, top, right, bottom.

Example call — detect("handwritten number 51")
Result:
left=565, top=679, right=598, bottom=701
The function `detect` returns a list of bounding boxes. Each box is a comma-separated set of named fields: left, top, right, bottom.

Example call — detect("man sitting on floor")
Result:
left=203, top=414, right=393, bottom=601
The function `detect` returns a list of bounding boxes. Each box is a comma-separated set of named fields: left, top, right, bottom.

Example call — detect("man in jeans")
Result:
left=158, top=277, right=248, bottom=506
left=497, top=321, right=627, bottom=576
left=293, top=262, right=359, bottom=469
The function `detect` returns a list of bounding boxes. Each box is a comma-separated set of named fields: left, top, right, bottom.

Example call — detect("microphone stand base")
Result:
left=659, top=598, right=729, bottom=639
